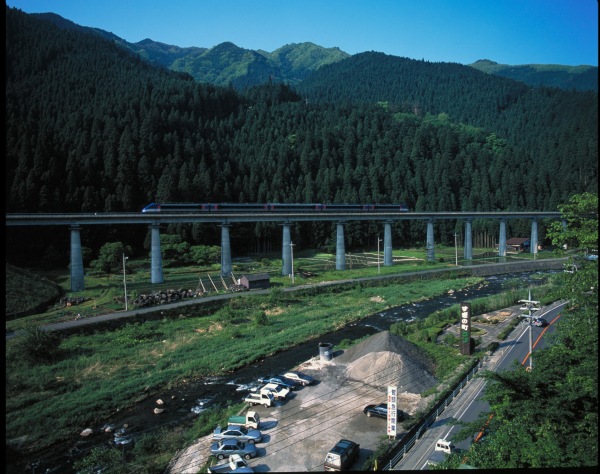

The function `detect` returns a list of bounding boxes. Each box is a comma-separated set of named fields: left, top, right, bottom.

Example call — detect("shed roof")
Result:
left=241, top=273, right=270, bottom=281
left=506, top=237, right=530, bottom=245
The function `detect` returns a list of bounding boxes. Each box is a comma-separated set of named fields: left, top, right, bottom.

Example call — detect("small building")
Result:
left=505, top=237, right=530, bottom=253
left=238, top=273, right=271, bottom=290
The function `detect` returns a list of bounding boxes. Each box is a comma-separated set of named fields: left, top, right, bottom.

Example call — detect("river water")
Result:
left=18, top=270, right=556, bottom=473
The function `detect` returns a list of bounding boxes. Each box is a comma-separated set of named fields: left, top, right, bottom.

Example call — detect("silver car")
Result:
left=210, top=438, right=258, bottom=460
left=282, top=371, right=315, bottom=386
left=212, top=424, right=262, bottom=444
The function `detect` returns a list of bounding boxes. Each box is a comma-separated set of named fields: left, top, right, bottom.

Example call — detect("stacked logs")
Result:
left=132, top=288, right=204, bottom=308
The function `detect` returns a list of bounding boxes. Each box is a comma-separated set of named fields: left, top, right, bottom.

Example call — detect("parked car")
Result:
left=260, top=383, right=291, bottom=400
left=243, top=391, right=274, bottom=407
left=324, top=439, right=360, bottom=471
left=363, top=403, right=404, bottom=420
left=257, top=375, right=299, bottom=390
left=213, top=424, right=262, bottom=444
left=282, top=371, right=315, bottom=386
left=532, top=318, right=548, bottom=327
left=207, top=454, right=254, bottom=473
left=210, top=439, right=258, bottom=460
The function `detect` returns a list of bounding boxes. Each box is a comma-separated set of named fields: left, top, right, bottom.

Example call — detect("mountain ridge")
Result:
left=30, top=9, right=597, bottom=92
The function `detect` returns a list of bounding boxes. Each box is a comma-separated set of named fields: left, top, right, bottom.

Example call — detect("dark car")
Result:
left=282, top=371, right=315, bottom=386
left=257, top=375, right=299, bottom=390
left=363, top=403, right=404, bottom=420
left=324, top=439, right=360, bottom=471
left=532, top=318, right=548, bottom=327
left=210, top=439, right=258, bottom=460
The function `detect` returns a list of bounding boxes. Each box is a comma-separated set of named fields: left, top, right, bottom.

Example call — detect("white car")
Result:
left=282, top=371, right=315, bottom=386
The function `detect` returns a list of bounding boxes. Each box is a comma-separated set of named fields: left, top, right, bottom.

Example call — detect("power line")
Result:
left=122, top=359, right=442, bottom=473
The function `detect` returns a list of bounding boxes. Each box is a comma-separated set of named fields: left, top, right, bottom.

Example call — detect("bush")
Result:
left=8, top=325, right=63, bottom=364
left=361, top=436, right=397, bottom=471
left=268, top=286, right=284, bottom=305
left=73, top=446, right=126, bottom=474
left=253, top=311, right=269, bottom=326
left=443, top=333, right=458, bottom=346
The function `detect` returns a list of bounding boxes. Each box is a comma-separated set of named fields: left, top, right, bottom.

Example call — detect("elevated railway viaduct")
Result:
left=6, top=210, right=564, bottom=292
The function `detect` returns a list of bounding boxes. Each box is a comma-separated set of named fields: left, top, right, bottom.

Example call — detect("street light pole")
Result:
left=454, top=232, right=459, bottom=266
left=519, top=289, right=540, bottom=371
left=290, top=241, right=295, bottom=284
left=122, top=253, right=129, bottom=311
left=377, top=236, right=382, bottom=275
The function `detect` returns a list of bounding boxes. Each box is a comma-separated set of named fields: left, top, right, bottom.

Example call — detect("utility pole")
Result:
left=519, top=289, right=540, bottom=371
left=122, top=253, right=129, bottom=311
left=454, top=232, right=459, bottom=266
left=290, top=241, right=295, bottom=284
left=377, top=236, right=382, bottom=275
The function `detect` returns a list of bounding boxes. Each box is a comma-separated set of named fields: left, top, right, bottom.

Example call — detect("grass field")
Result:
left=5, top=245, right=547, bottom=331
left=5, top=247, right=560, bottom=472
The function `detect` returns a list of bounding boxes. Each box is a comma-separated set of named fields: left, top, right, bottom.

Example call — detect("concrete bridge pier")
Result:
left=220, top=224, right=232, bottom=276
left=426, top=219, right=435, bottom=262
left=464, top=219, right=473, bottom=260
left=281, top=222, right=292, bottom=276
left=530, top=218, right=538, bottom=254
left=69, top=225, right=85, bottom=292
left=384, top=221, right=393, bottom=266
left=498, top=219, right=507, bottom=257
left=336, top=222, right=346, bottom=270
left=150, top=224, right=164, bottom=283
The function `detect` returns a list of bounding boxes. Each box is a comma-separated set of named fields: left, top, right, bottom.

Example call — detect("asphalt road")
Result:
left=390, top=301, right=566, bottom=470
left=6, top=258, right=566, bottom=341
left=166, top=301, right=566, bottom=473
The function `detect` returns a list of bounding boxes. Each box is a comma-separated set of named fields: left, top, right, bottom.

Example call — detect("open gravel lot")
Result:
left=169, top=332, right=436, bottom=473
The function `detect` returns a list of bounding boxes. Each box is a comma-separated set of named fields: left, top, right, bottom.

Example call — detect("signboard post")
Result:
left=387, top=386, right=397, bottom=437
left=460, top=303, right=472, bottom=355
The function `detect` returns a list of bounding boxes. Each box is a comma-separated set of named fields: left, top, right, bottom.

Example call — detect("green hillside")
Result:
left=5, top=6, right=598, bottom=268
left=32, top=10, right=596, bottom=93
left=5, top=264, right=62, bottom=317
left=470, top=59, right=598, bottom=92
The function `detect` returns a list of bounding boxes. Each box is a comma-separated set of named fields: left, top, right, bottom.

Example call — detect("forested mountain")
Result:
left=470, top=59, right=598, bottom=93
left=30, top=11, right=350, bottom=89
left=5, top=6, right=598, bottom=266
left=30, top=10, right=596, bottom=93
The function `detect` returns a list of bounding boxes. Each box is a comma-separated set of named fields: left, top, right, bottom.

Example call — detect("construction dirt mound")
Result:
left=335, top=330, right=438, bottom=394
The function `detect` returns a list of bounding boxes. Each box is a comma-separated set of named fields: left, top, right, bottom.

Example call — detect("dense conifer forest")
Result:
left=5, top=7, right=598, bottom=265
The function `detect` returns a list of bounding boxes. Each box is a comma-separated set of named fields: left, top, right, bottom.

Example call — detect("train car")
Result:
left=320, top=204, right=365, bottom=212
left=370, top=203, right=410, bottom=212
left=268, top=203, right=323, bottom=212
left=142, top=202, right=410, bottom=213
left=142, top=203, right=211, bottom=212
left=211, top=203, right=273, bottom=212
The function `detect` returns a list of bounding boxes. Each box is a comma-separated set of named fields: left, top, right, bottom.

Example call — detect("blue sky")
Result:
left=7, top=0, right=598, bottom=66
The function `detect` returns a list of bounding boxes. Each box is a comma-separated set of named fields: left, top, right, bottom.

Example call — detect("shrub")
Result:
left=8, top=325, right=63, bottom=364
left=443, top=333, right=458, bottom=346
left=268, top=286, right=284, bottom=305
left=73, top=446, right=125, bottom=474
left=253, top=311, right=269, bottom=326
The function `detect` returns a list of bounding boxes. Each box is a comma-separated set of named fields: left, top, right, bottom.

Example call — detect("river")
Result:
left=16, top=270, right=557, bottom=474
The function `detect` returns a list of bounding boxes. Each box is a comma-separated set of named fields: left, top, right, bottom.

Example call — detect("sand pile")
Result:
left=335, top=331, right=438, bottom=394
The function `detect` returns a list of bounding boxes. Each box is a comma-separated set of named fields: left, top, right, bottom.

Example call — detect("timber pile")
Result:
left=61, top=296, right=85, bottom=306
left=132, top=289, right=203, bottom=308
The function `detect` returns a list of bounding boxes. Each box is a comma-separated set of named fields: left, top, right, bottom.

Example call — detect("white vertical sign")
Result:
left=387, top=385, right=397, bottom=436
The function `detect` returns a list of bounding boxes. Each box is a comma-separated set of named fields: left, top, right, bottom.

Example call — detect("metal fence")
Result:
left=378, top=359, right=482, bottom=470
